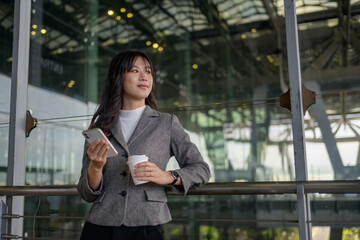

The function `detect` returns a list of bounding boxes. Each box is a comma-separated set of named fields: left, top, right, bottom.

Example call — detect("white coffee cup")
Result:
left=127, top=155, right=149, bottom=185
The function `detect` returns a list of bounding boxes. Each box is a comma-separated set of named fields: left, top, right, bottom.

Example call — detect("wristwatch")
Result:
left=170, top=171, right=179, bottom=186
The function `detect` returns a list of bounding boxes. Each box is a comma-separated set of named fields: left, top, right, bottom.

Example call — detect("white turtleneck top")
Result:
left=119, top=105, right=146, bottom=143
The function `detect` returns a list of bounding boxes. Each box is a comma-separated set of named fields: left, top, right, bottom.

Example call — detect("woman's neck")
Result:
left=121, top=100, right=145, bottom=110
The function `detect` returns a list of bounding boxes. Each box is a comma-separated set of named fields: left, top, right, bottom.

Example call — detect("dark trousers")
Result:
left=80, top=221, right=164, bottom=240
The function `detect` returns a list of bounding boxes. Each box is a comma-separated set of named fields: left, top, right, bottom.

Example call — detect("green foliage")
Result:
left=343, top=227, right=360, bottom=240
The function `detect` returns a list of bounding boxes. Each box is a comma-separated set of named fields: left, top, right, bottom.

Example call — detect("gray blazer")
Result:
left=77, top=106, right=210, bottom=226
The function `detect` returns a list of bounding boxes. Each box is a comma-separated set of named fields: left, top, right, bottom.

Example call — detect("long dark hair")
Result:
left=89, top=50, right=157, bottom=135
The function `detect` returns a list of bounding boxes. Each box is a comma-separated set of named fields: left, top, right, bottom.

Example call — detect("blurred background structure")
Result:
left=1, top=0, right=360, bottom=239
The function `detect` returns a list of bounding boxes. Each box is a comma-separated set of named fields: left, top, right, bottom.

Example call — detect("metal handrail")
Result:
left=0, top=180, right=359, bottom=196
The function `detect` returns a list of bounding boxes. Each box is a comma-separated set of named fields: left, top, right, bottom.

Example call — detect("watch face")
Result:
left=172, top=171, right=179, bottom=178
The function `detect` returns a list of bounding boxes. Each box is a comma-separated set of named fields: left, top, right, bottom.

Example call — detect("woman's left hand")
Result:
left=132, top=161, right=174, bottom=185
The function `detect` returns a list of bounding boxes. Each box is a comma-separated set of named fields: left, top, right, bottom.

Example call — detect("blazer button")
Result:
left=120, top=171, right=127, bottom=177
left=120, top=191, right=127, bottom=197
left=122, top=153, right=128, bottom=158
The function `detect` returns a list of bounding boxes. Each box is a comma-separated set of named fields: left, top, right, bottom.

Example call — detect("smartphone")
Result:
left=82, top=128, right=118, bottom=157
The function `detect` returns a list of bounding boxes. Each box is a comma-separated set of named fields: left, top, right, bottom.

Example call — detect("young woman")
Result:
left=77, top=50, right=211, bottom=240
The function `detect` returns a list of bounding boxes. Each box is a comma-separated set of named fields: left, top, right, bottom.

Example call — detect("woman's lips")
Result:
left=137, top=85, right=148, bottom=89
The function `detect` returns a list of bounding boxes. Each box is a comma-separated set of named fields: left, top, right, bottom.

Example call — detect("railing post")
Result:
left=284, top=0, right=312, bottom=239
left=0, top=200, right=8, bottom=237
left=8, top=0, right=32, bottom=238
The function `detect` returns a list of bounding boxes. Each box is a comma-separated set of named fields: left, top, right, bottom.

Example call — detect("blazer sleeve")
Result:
left=170, top=114, right=211, bottom=195
left=77, top=142, right=104, bottom=203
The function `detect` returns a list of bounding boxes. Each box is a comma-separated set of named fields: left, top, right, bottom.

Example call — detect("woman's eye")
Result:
left=131, top=69, right=138, bottom=73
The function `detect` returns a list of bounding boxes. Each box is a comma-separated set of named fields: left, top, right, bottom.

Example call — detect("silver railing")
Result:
left=1, top=180, right=359, bottom=196
left=0, top=180, right=359, bottom=239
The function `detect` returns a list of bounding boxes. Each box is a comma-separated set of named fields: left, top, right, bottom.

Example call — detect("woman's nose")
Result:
left=140, top=71, right=147, bottom=81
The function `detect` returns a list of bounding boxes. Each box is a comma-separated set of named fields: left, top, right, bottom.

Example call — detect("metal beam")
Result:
left=305, top=81, right=345, bottom=179
left=7, top=0, right=31, bottom=237
left=284, top=0, right=312, bottom=239
left=337, top=0, right=351, bottom=67
left=196, top=0, right=230, bottom=33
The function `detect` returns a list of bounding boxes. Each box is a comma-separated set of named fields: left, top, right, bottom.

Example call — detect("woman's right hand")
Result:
left=86, top=140, right=109, bottom=170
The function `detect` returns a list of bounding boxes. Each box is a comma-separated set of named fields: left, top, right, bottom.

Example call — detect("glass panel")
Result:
left=164, top=223, right=299, bottom=239
left=24, top=194, right=299, bottom=239
left=0, top=0, right=14, bottom=184
left=25, top=121, right=90, bottom=185
left=23, top=196, right=86, bottom=239
left=26, top=0, right=291, bottom=184
left=297, top=1, right=360, bottom=180
left=309, top=193, right=360, bottom=239
left=168, top=194, right=298, bottom=223
left=168, top=102, right=294, bottom=182
left=24, top=0, right=296, bottom=239
left=26, top=0, right=97, bottom=184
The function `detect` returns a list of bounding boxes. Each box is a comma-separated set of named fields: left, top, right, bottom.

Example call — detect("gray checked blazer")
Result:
left=77, top=106, right=211, bottom=226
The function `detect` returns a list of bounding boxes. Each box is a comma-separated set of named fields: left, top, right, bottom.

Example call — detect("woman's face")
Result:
left=122, top=57, right=153, bottom=108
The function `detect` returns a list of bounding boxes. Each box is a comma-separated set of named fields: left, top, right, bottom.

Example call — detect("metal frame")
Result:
left=284, top=0, right=312, bottom=239
left=7, top=0, right=31, bottom=237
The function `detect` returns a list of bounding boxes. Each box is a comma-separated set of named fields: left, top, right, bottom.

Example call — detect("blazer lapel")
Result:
left=127, top=105, right=158, bottom=146
left=110, top=119, right=129, bottom=153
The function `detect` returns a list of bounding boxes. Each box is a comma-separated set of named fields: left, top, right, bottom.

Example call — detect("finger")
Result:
left=136, top=161, right=155, bottom=167
left=96, top=145, right=107, bottom=158
left=133, top=166, right=153, bottom=175
left=136, top=173, right=153, bottom=181
left=100, top=145, right=109, bottom=158
left=93, top=140, right=105, bottom=152
left=135, top=163, right=156, bottom=171
left=93, top=141, right=107, bottom=156
left=87, top=140, right=100, bottom=154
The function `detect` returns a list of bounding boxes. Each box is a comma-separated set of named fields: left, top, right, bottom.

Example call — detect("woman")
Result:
left=77, top=50, right=211, bottom=239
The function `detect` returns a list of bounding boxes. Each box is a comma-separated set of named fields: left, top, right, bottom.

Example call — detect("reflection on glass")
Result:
left=26, top=0, right=291, bottom=186
left=169, top=101, right=294, bottom=182
left=309, top=193, right=360, bottom=239
left=23, top=196, right=86, bottom=239
left=25, top=122, right=87, bottom=185
left=0, top=0, right=14, bottom=184
left=10, top=0, right=359, bottom=238
left=23, top=194, right=299, bottom=239
left=298, top=1, right=360, bottom=180
left=22, top=1, right=296, bottom=236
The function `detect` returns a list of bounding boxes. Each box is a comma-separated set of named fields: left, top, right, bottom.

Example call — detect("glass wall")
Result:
left=309, top=193, right=360, bottom=239
left=1, top=0, right=359, bottom=239
left=25, top=0, right=291, bottom=186
left=296, top=1, right=360, bottom=237
left=22, top=0, right=294, bottom=238
left=0, top=0, right=14, bottom=185
left=296, top=0, right=360, bottom=181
